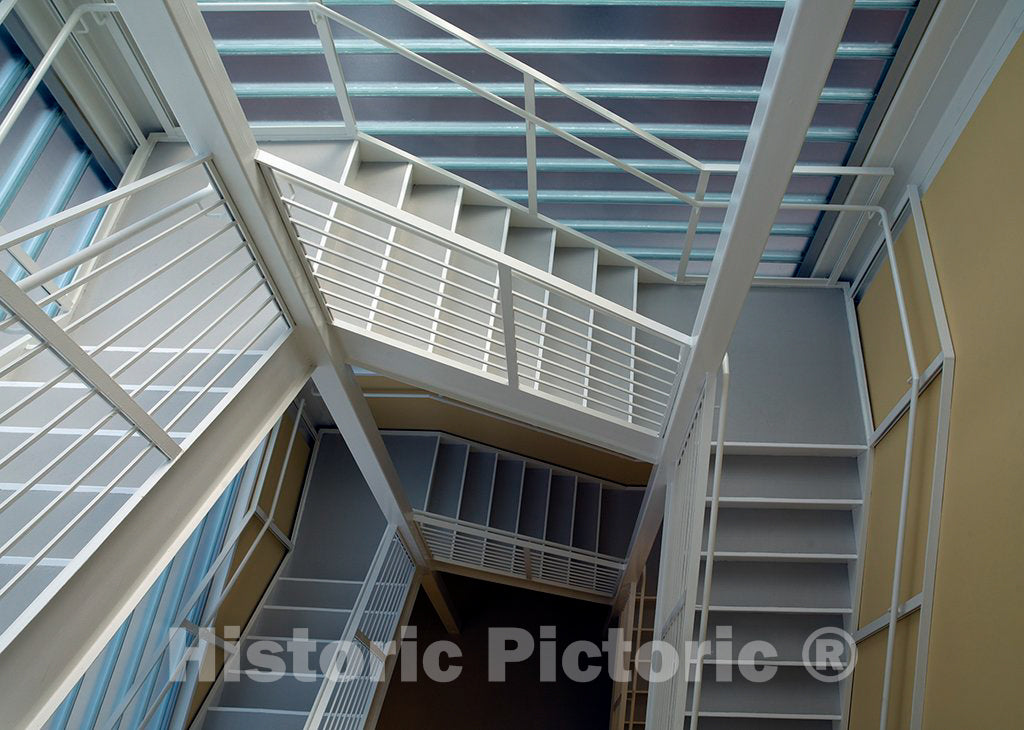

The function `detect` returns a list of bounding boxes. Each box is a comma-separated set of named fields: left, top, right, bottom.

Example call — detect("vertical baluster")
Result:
left=524, top=74, right=538, bottom=215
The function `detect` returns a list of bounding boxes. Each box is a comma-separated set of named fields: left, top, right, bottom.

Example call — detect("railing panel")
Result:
left=646, top=372, right=716, bottom=728
left=0, top=152, right=288, bottom=646
left=414, top=511, right=623, bottom=598
left=306, top=528, right=415, bottom=730
left=260, top=150, right=690, bottom=436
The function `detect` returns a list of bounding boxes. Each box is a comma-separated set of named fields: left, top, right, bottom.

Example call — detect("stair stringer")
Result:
left=258, top=141, right=693, bottom=462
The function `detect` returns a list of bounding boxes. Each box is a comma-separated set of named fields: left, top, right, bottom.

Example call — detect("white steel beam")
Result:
left=120, top=0, right=462, bottom=636
left=313, top=358, right=461, bottom=633
left=0, top=332, right=311, bottom=730
left=617, top=0, right=856, bottom=605
left=115, top=0, right=330, bottom=358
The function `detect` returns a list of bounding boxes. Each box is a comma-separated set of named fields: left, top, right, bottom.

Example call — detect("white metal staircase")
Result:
left=258, top=135, right=691, bottom=461
left=382, top=430, right=644, bottom=599
left=0, top=1, right=892, bottom=728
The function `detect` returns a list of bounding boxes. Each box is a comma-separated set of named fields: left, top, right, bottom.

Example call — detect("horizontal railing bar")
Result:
left=511, top=290, right=681, bottom=368
left=149, top=295, right=276, bottom=422
left=0, top=434, right=151, bottom=596
left=322, top=298, right=501, bottom=368
left=516, top=376, right=659, bottom=432
left=414, top=511, right=629, bottom=567
left=0, top=258, right=261, bottom=490
left=0, top=360, right=76, bottom=424
left=0, top=155, right=211, bottom=251
left=285, top=198, right=501, bottom=292
left=17, top=189, right=218, bottom=293
left=515, top=332, right=671, bottom=400
left=512, top=313, right=677, bottom=386
left=0, top=418, right=142, bottom=551
left=0, top=230, right=241, bottom=385
left=511, top=334, right=672, bottom=405
left=517, top=356, right=666, bottom=418
left=163, top=312, right=284, bottom=432
left=563, top=219, right=813, bottom=235
left=131, top=274, right=266, bottom=412
left=22, top=201, right=225, bottom=311
left=233, top=81, right=874, bottom=104
left=299, top=236, right=500, bottom=317
left=261, top=154, right=693, bottom=346
left=310, top=265, right=503, bottom=340
left=0, top=394, right=111, bottom=503
left=495, top=189, right=830, bottom=205
left=0, top=275, right=181, bottom=459
left=58, top=227, right=242, bottom=336
left=296, top=225, right=500, bottom=307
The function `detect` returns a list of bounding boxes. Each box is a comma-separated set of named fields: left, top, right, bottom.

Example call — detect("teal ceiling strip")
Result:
left=358, top=120, right=858, bottom=141
left=619, top=247, right=803, bottom=263
left=216, top=38, right=896, bottom=59
left=233, top=81, right=874, bottom=103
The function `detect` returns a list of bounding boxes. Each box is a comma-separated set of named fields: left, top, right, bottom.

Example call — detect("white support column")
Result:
left=313, top=358, right=461, bottom=634
left=115, top=0, right=331, bottom=359
left=618, top=0, right=856, bottom=604
left=120, top=0, right=461, bottom=636
left=0, top=332, right=311, bottom=730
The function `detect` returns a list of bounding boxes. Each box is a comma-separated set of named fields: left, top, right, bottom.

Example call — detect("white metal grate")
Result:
left=415, top=511, right=624, bottom=597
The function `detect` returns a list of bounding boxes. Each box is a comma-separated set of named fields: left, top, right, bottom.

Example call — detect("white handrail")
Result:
left=688, top=355, right=729, bottom=729
left=414, top=511, right=627, bottom=569
left=305, top=526, right=395, bottom=729
left=256, top=148, right=691, bottom=347
left=201, top=0, right=894, bottom=279
left=306, top=527, right=415, bottom=730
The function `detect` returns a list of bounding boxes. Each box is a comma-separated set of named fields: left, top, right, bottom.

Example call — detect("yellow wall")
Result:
left=187, top=412, right=312, bottom=721
left=851, top=35, right=1024, bottom=729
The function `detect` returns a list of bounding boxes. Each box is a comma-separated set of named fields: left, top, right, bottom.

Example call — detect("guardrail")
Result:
left=200, top=0, right=894, bottom=281
left=257, top=149, right=689, bottom=435
left=646, top=367, right=717, bottom=728
left=0, top=146, right=288, bottom=646
left=414, top=511, right=625, bottom=598
left=306, top=526, right=416, bottom=730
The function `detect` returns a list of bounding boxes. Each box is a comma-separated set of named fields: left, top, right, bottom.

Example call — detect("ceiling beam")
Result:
left=617, top=0, right=856, bottom=606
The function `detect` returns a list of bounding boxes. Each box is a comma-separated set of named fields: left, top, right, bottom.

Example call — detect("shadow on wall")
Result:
left=377, top=574, right=613, bottom=730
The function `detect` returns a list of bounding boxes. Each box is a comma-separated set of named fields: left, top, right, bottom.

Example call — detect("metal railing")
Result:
left=646, top=367, right=717, bottom=728
left=306, top=526, right=416, bottom=730
left=201, top=0, right=894, bottom=282
left=258, top=149, right=690, bottom=434
left=414, top=511, right=625, bottom=598
left=0, top=143, right=288, bottom=646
